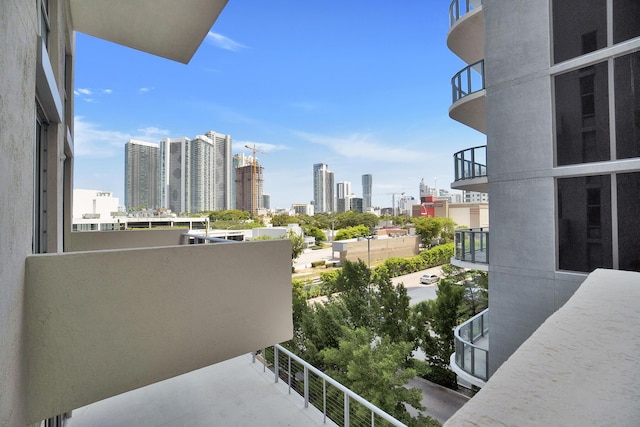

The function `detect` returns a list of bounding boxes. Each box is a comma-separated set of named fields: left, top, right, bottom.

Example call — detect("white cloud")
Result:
left=74, top=116, right=130, bottom=158
left=77, top=88, right=92, bottom=96
left=138, top=87, right=150, bottom=94
left=235, top=141, right=288, bottom=154
left=206, top=32, right=247, bottom=51
left=135, top=127, right=170, bottom=140
left=103, top=89, right=113, bottom=94
left=294, top=131, right=423, bottom=163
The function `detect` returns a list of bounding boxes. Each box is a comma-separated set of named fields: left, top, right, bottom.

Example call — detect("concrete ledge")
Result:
left=445, top=269, right=640, bottom=426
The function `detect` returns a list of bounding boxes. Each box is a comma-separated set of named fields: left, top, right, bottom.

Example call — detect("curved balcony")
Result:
left=447, top=0, right=484, bottom=64
left=450, top=60, right=486, bottom=134
left=450, top=309, right=488, bottom=388
left=452, top=227, right=489, bottom=271
left=452, top=145, right=488, bottom=193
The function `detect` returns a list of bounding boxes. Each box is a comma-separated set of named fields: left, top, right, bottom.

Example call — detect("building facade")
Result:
left=125, top=139, right=160, bottom=210
left=313, top=163, right=334, bottom=213
left=235, top=161, right=264, bottom=215
left=336, top=181, right=352, bottom=212
left=362, top=174, right=373, bottom=211
left=447, top=0, right=640, bottom=383
left=160, top=137, right=191, bottom=213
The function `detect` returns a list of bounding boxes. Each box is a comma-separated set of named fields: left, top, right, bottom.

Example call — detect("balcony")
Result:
left=449, top=61, right=486, bottom=134
left=446, top=270, right=640, bottom=426
left=450, top=309, right=488, bottom=389
left=452, top=227, right=489, bottom=271
left=447, top=0, right=484, bottom=64
left=24, top=230, right=292, bottom=424
left=452, top=145, right=488, bottom=193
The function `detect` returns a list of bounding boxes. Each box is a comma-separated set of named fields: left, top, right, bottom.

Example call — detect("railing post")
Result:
left=262, top=348, right=266, bottom=372
left=274, top=346, right=279, bottom=384
left=288, top=355, right=292, bottom=393
left=323, top=379, right=327, bottom=424
left=344, top=394, right=350, bottom=427
left=304, top=366, right=309, bottom=408
left=470, top=146, right=476, bottom=178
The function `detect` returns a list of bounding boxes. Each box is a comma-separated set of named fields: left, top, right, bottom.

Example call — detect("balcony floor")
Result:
left=67, top=353, right=326, bottom=427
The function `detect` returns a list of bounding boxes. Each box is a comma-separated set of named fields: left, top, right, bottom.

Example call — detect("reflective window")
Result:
left=553, top=0, right=606, bottom=63
left=613, top=0, right=640, bottom=43
left=558, top=175, right=613, bottom=272
left=555, top=62, right=610, bottom=165
left=617, top=172, right=640, bottom=271
left=615, top=51, right=640, bottom=159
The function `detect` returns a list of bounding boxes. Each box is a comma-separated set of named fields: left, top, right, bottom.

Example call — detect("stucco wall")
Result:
left=25, top=239, right=293, bottom=423
left=0, top=1, right=37, bottom=424
left=341, top=236, right=420, bottom=264
left=69, top=229, right=186, bottom=251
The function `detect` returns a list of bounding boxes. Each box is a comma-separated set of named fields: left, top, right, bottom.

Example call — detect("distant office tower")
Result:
left=235, top=158, right=264, bottom=215
left=263, top=194, right=270, bottom=210
left=419, top=178, right=436, bottom=202
left=125, top=139, right=159, bottom=210
left=351, top=197, right=364, bottom=214
left=362, top=174, right=372, bottom=211
left=313, top=163, right=334, bottom=213
left=159, top=131, right=232, bottom=214
left=292, top=203, right=314, bottom=216
left=336, top=181, right=352, bottom=213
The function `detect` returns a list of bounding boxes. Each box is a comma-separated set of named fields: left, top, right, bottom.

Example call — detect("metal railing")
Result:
left=455, top=228, right=489, bottom=264
left=254, top=345, right=407, bottom=427
left=454, top=145, right=487, bottom=181
left=453, top=309, right=489, bottom=381
left=451, top=60, right=485, bottom=104
left=448, top=0, right=483, bottom=28
left=182, top=232, right=239, bottom=245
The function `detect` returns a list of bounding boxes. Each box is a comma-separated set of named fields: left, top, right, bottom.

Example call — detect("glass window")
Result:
left=558, top=175, right=613, bottom=272
left=553, top=0, right=606, bottom=63
left=613, top=0, right=640, bottom=44
left=617, top=172, right=640, bottom=271
left=615, top=51, right=640, bottom=159
left=555, top=62, right=610, bottom=165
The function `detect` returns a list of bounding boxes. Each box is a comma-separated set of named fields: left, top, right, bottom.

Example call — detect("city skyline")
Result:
left=72, top=1, right=485, bottom=209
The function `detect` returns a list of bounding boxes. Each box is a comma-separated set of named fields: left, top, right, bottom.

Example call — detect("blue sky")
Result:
left=73, top=1, right=484, bottom=210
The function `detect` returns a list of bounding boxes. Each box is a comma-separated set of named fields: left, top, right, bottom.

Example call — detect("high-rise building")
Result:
left=235, top=158, right=264, bottom=215
left=336, top=181, right=352, bottom=213
left=125, top=140, right=160, bottom=210
left=362, top=174, right=373, bottom=211
left=447, top=0, right=640, bottom=387
left=263, top=194, right=271, bottom=210
left=159, top=132, right=232, bottom=214
left=232, top=153, right=253, bottom=210
left=313, top=163, right=334, bottom=213
left=204, top=130, right=232, bottom=211
left=160, top=137, right=191, bottom=213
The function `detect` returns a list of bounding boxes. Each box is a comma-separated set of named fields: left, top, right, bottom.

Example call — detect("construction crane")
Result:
left=244, top=144, right=267, bottom=216
left=387, top=191, right=405, bottom=217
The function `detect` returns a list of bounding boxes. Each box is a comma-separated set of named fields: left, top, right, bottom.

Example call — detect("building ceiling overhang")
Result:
left=69, top=0, right=229, bottom=64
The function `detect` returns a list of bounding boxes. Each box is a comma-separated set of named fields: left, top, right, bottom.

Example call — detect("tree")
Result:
left=321, top=328, right=437, bottom=427
left=334, top=224, right=370, bottom=241
left=414, top=279, right=464, bottom=387
left=371, top=269, right=413, bottom=345
left=302, top=225, right=326, bottom=245
left=288, top=230, right=305, bottom=261
left=412, top=217, right=444, bottom=248
left=271, top=213, right=299, bottom=226
left=325, top=260, right=373, bottom=329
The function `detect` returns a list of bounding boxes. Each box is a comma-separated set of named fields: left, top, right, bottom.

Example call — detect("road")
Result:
left=392, top=265, right=444, bottom=305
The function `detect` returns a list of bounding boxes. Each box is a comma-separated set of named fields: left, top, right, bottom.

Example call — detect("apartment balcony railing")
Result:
left=451, top=309, right=489, bottom=387
left=454, top=227, right=489, bottom=265
left=454, top=145, right=487, bottom=181
left=448, top=0, right=482, bottom=28
left=255, top=344, right=407, bottom=427
left=452, top=60, right=485, bottom=104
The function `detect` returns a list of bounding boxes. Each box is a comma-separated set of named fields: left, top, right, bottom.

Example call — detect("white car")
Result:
left=420, top=274, right=439, bottom=284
